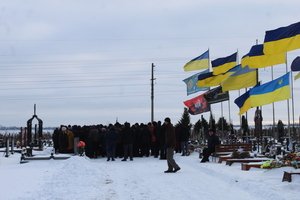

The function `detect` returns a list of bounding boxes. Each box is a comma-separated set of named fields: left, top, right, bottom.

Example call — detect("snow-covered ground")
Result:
left=0, top=147, right=299, bottom=200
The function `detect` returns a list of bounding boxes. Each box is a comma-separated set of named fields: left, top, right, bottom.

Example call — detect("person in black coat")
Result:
left=121, top=122, right=134, bottom=161
left=179, top=124, right=190, bottom=156
left=105, top=125, right=117, bottom=161
left=52, top=128, right=59, bottom=154
left=201, top=129, right=220, bottom=163
left=88, top=126, right=100, bottom=158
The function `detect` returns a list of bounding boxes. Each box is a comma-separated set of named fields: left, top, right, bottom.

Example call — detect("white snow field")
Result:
left=0, top=147, right=299, bottom=200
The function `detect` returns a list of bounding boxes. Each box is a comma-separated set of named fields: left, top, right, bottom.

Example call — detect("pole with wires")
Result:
left=151, top=63, right=155, bottom=123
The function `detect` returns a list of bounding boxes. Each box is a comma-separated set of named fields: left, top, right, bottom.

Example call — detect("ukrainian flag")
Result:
left=197, top=65, right=239, bottom=87
left=241, top=53, right=249, bottom=68
left=221, top=66, right=257, bottom=92
left=212, top=52, right=237, bottom=75
left=264, top=21, right=300, bottom=54
left=183, top=50, right=209, bottom=72
left=234, top=72, right=291, bottom=114
left=242, top=44, right=286, bottom=68
left=234, top=89, right=252, bottom=115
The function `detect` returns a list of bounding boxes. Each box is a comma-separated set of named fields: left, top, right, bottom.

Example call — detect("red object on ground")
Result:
left=77, top=141, right=86, bottom=148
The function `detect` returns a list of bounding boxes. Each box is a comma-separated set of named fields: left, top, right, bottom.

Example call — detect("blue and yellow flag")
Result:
left=241, top=53, right=249, bottom=68
left=212, top=52, right=237, bottom=75
left=183, top=50, right=209, bottom=72
left=221, top=66, right=257, bottom=92
left=242, top=44, right=285, bottom=68
left=291, top=56, right=300, bottom=71
left=197, top=65, right=239, bottom=87
left=234, top=88, right=252, bottom=115
left=234, top=72, right=291, bottom=114
left=264, top=21, right=300, bottom=54
left=183, top=70, right=209, bottom=95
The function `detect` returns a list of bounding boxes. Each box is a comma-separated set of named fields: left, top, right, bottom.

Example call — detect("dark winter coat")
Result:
left=105, top=128, right=117, bottom=146
left=179, top=126, right=190, bottom=142
left=165, top=123, right=176, bottom=148
left=207, top=134, right=220, bottom=153
left=122, top=124, right=134, bottom=144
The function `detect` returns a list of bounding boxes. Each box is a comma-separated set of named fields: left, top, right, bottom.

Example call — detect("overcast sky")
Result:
left=0, top=0, right=300, bottom=127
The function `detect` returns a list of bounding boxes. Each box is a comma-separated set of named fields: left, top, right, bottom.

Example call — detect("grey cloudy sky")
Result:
left=0, top=0, right=300, bottom=127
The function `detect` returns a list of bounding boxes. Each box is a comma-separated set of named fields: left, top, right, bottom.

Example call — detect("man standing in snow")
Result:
left=105, top=125, right=117, bottom=161
left=163, top=117, right=181, bottom=173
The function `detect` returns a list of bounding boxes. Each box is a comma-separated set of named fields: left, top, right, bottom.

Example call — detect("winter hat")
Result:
left=164, top=117, right=171, bottom=123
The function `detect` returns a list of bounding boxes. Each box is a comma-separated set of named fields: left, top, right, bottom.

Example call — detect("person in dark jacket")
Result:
left=105, top=125, right=117, bottom=161
left=121, top=122, right=134, bottom=161
left=179, top=124, right=190, bottom=156
left=52, top=128, right=59, bottom=154
left=164, top=117, right=181, bottom=173
left=88, top=126, right=100, bottom=158
left=140, top=124, right=151, bottom=157
left=201, top=129, right=220, bottom=163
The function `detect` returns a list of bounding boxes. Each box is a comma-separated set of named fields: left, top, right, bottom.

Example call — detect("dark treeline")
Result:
left=52, top=121, right=190, bottom=160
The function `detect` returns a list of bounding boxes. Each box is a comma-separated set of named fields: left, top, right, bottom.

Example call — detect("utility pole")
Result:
left=151, top=63, right=155, bottom=123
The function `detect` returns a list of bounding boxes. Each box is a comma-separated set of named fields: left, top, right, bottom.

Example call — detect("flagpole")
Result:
left=285, top=53, right=291, bottom=140
left=291, top=70, right=295, bottom=139
left=271, top=66, right=276, bottom=138
left=229, top=49, right=238, bottom=130
left=208, top=48, right=213, bottom=120
left=255, top=39, right=262, bottom=152
left=244, top=88, right=249, bottom=142
left=221, top=101, right=224, bottom=136
left=228, top=96, right=231, bottom=124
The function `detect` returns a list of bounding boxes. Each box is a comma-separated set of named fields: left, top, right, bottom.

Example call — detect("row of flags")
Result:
left=183, top=21, right=300, bottom=116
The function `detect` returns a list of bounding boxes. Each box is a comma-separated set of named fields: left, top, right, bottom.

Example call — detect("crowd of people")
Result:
left=52, top=119, right=190, bottom=162
left=52, top=118, right=223, bottom=173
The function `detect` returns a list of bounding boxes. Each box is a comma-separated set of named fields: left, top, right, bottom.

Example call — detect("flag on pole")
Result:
left=221, top=66, right=257, bottom=92
left=234, top=89, right=252, bottom=115
left=212, top=52, right=237, bottom=75
left=263, top=21, right=300, bottom=54
left=197, top=72, right=228, bottom=87
left=242, top=44, right=286, bottom=68
left=241, top=53, right=249, bottom=68
left=183, top=50, right=209, bottom=72
left=183, top=93, right=210, bottom=115
left=204, top=86, right=229, bottom=105
left=197, top=65, right=240, bottom=87
left=183, top=69, right=209, bottom=95
left=291, top=56, right=300, bottom=71
left=234, top=72, right=291, bottom=114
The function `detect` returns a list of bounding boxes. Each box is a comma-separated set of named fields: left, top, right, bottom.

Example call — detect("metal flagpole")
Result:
left=228, top=97, right=231, bottom=124
left=285, top=54, right=291, bottom=140
left=271, top=66, right=276, bottom=138
left=291, top=69, right=295, bottom=138
left=221, top=101, right=224, bottom=136
left=208, top=48, right=213, bottom=125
